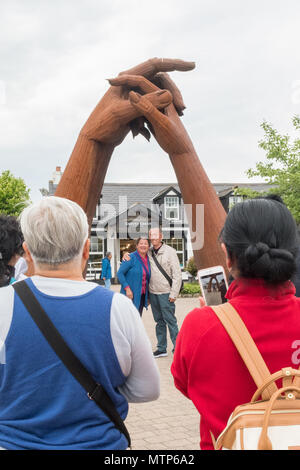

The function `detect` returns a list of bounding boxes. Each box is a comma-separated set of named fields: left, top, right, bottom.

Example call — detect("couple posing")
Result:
left=117, top=228, right=182, bottom=358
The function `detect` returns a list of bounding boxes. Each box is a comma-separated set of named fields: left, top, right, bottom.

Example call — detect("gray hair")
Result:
left=20, top=196, right=89, bottom=266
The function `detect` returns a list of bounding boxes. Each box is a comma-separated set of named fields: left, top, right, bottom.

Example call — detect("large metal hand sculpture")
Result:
left=55, top=59, right=192, bottom=224
left=55, top=58, right=227, bottom=273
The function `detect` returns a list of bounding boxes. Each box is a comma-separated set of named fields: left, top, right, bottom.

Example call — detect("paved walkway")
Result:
left=112, top=286, right=201, bottom=451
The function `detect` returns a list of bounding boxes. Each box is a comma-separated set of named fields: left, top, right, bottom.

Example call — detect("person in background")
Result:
left=148, top=228, right=182, bottom=358
left=101, top=252, right=112, bottom=289
left=14, top=255, right=28, bottom=281
left=117, top=238, right=151, bottom=316
left=122, top=229, right=182, bottom=357
left=0, top=214, right=24, bottom=287
left=171, top=198, right=300, bottom=450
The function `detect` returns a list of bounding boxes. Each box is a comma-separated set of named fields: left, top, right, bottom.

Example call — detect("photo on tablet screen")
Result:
left=199, top=271, right=227, bottom=306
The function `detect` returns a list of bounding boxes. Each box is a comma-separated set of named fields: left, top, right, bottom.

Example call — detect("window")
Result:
left=164, top=238, right=184, bottom=268
left=87, top=237, right=104, bottom=280
left=90, top=236, right=103, bottom=253
left=93, top=204, right=99, bottom=220
left=164, top=196, right=180, bottom=220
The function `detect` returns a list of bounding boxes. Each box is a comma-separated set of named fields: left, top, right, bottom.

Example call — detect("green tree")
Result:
left=237, top=116, right=300, bottom=223
left=0, top=170, right=31, bottom=216
left=185, top=256, right=198, bottom=277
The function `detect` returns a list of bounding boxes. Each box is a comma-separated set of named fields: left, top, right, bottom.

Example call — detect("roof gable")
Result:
left=152, top=185, right=181, bottom=202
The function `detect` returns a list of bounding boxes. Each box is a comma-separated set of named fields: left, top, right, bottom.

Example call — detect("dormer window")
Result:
left=165, top=196, right=179, bottom=220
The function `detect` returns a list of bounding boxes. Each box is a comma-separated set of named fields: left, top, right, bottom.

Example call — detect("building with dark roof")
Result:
left=41, top=168, right=272, bottom=281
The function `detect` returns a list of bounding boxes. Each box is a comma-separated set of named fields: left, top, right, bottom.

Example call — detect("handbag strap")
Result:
left=211, top=303, right=278, bottom=400
left=151, top=248, right=172, bottom=287
left=13, top=280, right=131, bottom=448
left=134, top=252, right=150, bottom=282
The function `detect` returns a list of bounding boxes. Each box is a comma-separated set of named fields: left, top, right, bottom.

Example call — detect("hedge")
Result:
left=180, top=283, right=201, bottom=296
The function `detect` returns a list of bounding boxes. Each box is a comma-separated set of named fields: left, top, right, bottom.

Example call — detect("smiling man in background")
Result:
left=147, top=228, right=182, bottom=358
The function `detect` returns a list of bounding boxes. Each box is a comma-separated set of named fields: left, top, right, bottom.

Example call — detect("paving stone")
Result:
left=111, top=285, right=201, bottom=451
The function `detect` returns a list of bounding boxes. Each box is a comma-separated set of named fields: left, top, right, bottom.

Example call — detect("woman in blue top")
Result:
left=0, top=215, right=24, bottom=287
left=117, top=238, right=151, bottom=316
left=101, top=252, right=112, bottom=289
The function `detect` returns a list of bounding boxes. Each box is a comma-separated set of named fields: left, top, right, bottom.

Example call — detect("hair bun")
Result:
left=245, top=242, right=270, bottom=265
left=269, top=248, right=294, bottom=262
left=244, top=242, right=296, bottom=282
left=220, top=198, right=298, bottom=284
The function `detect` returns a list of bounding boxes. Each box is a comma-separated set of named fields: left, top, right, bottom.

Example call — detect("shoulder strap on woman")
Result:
left=211, top=303, right=278, bottom=400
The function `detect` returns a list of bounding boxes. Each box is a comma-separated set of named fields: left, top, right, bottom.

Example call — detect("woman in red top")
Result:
left=171, top=197, right=300, bottom=449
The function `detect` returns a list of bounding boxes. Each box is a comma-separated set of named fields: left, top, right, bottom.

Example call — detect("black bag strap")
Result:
left=151, top=248, right=172, bottom=287
left=13, top=280, right=131, bottom=448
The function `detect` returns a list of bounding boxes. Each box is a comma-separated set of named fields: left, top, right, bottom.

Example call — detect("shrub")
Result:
left=185, top=256, right=197, bottom=277
left=181, top=283, right=201, bottom=296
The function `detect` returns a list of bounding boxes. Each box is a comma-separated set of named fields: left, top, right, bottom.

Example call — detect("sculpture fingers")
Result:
left=143, top=89, right=172, bottom=109
left=108, top=74, right=158, bottom=94
left=119, top=58, right=195, bottom=79
left=137, top=124, right=151, bottom=141
left=83, top=89, right=172, bottom=143
left=129, top=91, right=189, bottom=155
left=129, top=89, right=172, bottom=141
left=129, top=91, right=171, bottom=145
left=129, top=90, right=172, bottom=121
left=152, top=72, right=185, bottom=116
left=108, top=73, right=184, bottom=117
left=129, top=117, right=151, bottom=141
left=130, top=117, right=145, bottom=138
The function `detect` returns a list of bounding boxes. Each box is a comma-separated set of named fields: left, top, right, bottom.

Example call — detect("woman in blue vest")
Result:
left=0, top=215, right=24, bottom=287
left=0, top=197, right=160, bottom=450
left=117, top=238, right=151, bottom=315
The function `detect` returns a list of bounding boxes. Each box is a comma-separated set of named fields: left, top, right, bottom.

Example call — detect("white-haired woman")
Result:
left=0, top=196, right=159, bottom=450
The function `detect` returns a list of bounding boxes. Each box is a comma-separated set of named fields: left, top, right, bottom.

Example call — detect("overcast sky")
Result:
left=1, top=0, right=300, bottom=202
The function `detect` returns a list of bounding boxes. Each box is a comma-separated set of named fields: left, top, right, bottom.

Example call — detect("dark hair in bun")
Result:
left=0, top=215, right=24, bottom=287
left=220, top=198, right=299, bottom=284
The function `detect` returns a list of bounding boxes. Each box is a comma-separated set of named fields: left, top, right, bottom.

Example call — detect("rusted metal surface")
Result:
left=55, top=58, right=227, bottom=273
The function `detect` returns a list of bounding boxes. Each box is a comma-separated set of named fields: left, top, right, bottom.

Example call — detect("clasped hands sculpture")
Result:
left=55, top=58, right=227, bottom=271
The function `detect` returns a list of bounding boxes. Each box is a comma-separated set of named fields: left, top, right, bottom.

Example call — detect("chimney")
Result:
left=52, top=166, right=63, bottom=185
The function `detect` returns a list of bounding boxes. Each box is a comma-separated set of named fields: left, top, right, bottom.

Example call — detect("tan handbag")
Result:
left=210, top=303, right=300, bottom=450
